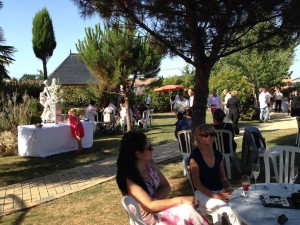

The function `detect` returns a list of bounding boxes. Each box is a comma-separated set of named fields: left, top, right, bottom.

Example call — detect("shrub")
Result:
left=0, top=92, right=38, bottom=135
left=0, top=130, right=18, bottom=156
left=151, top=93, right=170, bottom=112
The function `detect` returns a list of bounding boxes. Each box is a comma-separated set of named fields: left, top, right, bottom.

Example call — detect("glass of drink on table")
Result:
left=290, top=166, right=298, bottom=192
left=241, top=175, right=250, bottom=204
left=252, top=163, right=260, bottom=188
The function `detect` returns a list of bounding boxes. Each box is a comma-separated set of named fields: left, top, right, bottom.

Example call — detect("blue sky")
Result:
left=0, top=0, right=299, bottom=79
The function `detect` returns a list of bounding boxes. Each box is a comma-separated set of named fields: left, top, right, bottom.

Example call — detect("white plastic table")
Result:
left=18, top=121, right=94, bottom=157
left=229, top=183, right=300, bottom=225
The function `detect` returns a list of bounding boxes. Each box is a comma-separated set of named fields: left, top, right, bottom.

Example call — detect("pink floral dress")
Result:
left=142, top=161, right=209, bottom=225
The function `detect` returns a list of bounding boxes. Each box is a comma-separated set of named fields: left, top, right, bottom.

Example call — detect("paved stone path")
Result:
left=0, top=112, right=297, bottom=217
left=0, top=142, right=181, bottom=216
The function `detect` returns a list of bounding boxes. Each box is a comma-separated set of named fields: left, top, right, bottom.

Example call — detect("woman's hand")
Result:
left=216, top=191, right=232, bottom=202
left=223, top=187, right=234, bottom=194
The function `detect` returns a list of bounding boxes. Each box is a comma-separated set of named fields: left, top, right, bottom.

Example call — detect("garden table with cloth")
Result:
left=229, top=183, right=300, bottom=225
left=17, top=121, right=94, bottom=157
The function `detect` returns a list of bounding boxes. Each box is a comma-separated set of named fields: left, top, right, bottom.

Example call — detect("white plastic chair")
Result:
left=264, top=145, right=300, bottom=183
left=214, top=129, right=241, bottom=179
left=149, top=109, right=154, bottom=127
left=122, top=196, right=146, bottom=225
left=177, top=129, right=193, bottom=176
left=137, top=110, right=150, bottom=130
left=85, top=109, right=101, bottom=132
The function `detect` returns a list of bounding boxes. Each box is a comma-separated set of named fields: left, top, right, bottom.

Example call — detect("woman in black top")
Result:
left=227, top=90, right=241, bottom=135
left=189, top=124, right=241, bottom=225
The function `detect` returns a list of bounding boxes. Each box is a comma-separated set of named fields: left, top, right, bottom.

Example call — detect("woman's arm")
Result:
left=127, top=178, right=194, bottom=213
left=150, top=160, right=171, bottom=199
left=219, top=160, right=232, bottom=191
left=190, top=158, right=232, bottom=202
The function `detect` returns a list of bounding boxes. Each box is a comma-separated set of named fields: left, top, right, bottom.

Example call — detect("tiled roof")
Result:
left=48, top=53, right=98, bottom=86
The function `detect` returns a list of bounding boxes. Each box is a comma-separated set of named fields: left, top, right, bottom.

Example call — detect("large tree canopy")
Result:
left=32, top=8, right=56, bottom=80
left=72, top=0, right=300, bottom=128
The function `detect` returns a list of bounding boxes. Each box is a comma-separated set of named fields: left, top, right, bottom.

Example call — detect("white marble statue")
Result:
left=40, top=78, right=62, bottom=123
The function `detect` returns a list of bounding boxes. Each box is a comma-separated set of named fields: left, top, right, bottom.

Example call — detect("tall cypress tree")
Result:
left=32, top=8, right=56, bottom=80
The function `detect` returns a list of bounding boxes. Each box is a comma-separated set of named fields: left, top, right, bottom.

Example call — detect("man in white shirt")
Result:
left=173, top=92, right=189, bottom=122
left=208, top=89, right=222, bottom=122
left=259, top=87, right=269, bottom=122
left=188, top=88, right=194, bottom=108
left=223, top=89, right=231, bottom=123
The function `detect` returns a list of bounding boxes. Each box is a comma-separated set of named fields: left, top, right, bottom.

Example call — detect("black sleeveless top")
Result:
left=190, top=148, right=223, bottom=191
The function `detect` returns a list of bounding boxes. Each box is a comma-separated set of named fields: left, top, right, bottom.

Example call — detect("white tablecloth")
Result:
left=18, top=121, right=94, bottom=157
left=229, top=183, right=300, bottom=225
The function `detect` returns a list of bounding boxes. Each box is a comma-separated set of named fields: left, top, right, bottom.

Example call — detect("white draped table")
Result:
left=18, top=121, right=94, bottom=157
left=229, top=183, right=300, bottom=225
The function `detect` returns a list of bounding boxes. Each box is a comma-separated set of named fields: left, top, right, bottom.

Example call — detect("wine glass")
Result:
left=241, top=175, right=250, bottom=204
left=252, top=163, right=260, bottom=189
left=290, top=166, right=298, bottom=192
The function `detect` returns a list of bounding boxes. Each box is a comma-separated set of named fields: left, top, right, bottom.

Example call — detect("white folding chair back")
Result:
left=137, top=110, right=151, bottom=130
left=177, top=129, right=192, bottom=175
left=214, top=129, right=241, bottom=179
left=84, top=109, right=100, bottom=132
left=122, top=196, right=146, bottom=225
left=183, top=156, right=195, bottom=192
left=264, top=145, right=300, bottom=183
left=149, top=109, right=154, bottom=126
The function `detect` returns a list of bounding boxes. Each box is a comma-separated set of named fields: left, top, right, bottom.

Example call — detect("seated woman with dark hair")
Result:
left=116, top=131, right=210, bottom=225
left=212, top=108, right=237, bottom=153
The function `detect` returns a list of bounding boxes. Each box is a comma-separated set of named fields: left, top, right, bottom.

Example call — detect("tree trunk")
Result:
left=43, top=59, right=48, bottom=80
left=124, top=94, right=132, bottom=131
left=192, top=66, right=211, bottom=132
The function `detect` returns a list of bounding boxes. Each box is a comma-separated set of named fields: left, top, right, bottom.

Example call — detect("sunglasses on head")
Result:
left=199, top=132, right=216, bottom=138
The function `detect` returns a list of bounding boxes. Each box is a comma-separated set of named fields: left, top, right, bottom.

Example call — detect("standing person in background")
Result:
left=222, top=89, right=231, bottom=123
left=291, top=90, right=300, bottom=117
left=173, top=92, right=189, bottom=123
left=226, top=90, right=241, bottom=135
left=170, top=93, right=176, bottom=112
left=208, top=89, right=222, bottom=123
left=188, top=88, right=194, bottom=108
left=259, top=87, right=269, bottom=123
left=274, top=88, right=283, bottom=113
left=265, top=88, right=272, bottom=120
left=68, top=108, right=84, bottom=153
left=145, top=93, right=151, bottom=108
left=86, top=100, right=98, bottom=121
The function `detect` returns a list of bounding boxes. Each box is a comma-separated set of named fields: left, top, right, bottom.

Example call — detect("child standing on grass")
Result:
left=68, top=108, right=84, bottom=153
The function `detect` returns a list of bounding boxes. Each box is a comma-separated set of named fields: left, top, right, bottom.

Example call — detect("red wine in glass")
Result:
left=241, top=175, right=250, bottom=204
left=242, top=183, right=250, bottom=192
